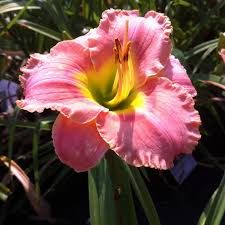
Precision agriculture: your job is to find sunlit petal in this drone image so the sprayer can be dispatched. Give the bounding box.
[96,77,201,169]
[159,55,197,97]
[17,40,107,123]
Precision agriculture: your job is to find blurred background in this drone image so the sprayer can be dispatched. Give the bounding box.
[0,1,225,225]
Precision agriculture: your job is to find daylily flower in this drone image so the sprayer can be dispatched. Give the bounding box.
[220,49,225,64]
[17,9,201,172]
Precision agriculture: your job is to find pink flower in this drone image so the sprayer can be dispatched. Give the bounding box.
[220,49,225,64]
[17,9,201,172]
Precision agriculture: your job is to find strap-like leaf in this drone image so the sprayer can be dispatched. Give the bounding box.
[88,158,117,225]
[198,173,225,225]
[17,20,61,41]
[107,152,138,225]
[123,162,161,225]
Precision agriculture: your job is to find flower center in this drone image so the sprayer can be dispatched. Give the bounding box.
[105,20,135,108]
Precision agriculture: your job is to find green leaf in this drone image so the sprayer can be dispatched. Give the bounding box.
[0,183,11,201]
[62,30,74,40]
[192,46,216,74]
[42,0,71,35]
[0,0,34,35]
[0,38,21,51]
[193,74,225,85]
[198,173,225,225]
[173,0,191,7]
[208,105,225,135]
[32,122,41,202]
[17,20,61,41]
[88,158,117,225]
[107,152,138,225]
[0,119,52,131]
[139,167,150,182]
[8,107,20,162]
[184,39,218,59]
[43,167,71,196]
[0,2,39,14]
[123,163,161,225]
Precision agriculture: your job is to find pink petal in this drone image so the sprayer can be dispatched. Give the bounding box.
[160,55,197,97]
[86,9,172,82]
[16,40,107,123]
[88,9,139,68]
[96,77,201,169]
[220,49,225,64]
[52,114,109,172]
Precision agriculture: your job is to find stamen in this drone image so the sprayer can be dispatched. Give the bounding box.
[115,38,122,62]
[123,41,131,61]
[113,47,120,63]
[106,20,135,108]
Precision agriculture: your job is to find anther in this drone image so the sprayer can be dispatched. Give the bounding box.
[123,41,131,61]
[113,47,120,63]
[115,38,122,62]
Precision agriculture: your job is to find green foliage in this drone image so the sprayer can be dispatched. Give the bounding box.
[198,173,225,225]
[89,152,162,225]
[122,162,161,225]
[88,157,117,225]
